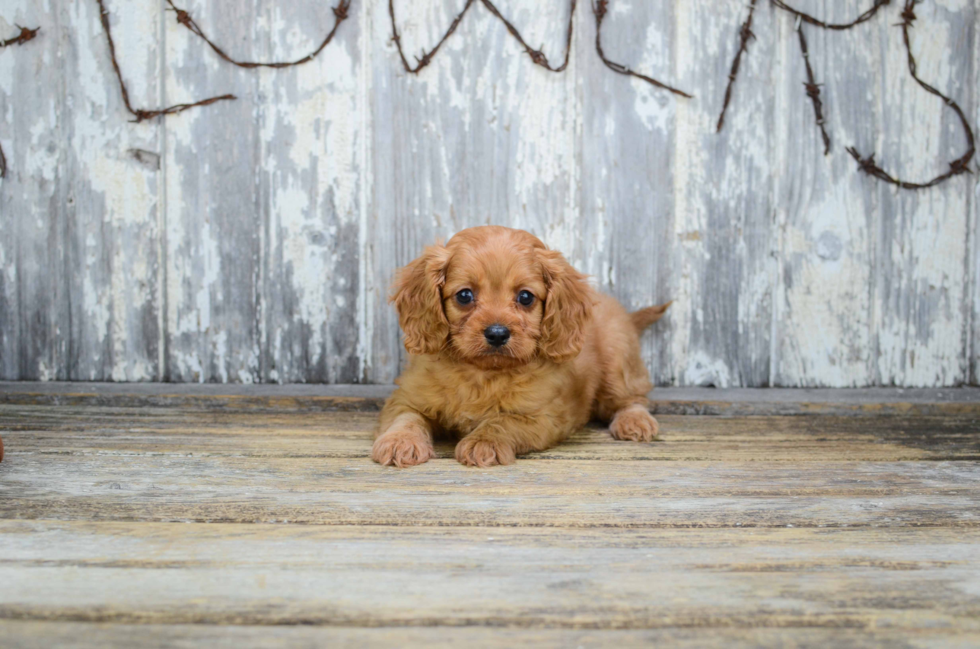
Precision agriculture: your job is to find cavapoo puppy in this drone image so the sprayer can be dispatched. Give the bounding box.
[373,226,670,468]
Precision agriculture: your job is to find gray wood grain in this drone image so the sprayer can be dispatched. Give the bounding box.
[772,1,880,387]
[874,0,975,386]
[162,0,264,383]
[0,0,977,386]
[578,0,678,385]
[0,4,71,381]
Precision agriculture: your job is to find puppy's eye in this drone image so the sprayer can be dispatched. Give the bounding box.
[517,290,535,306]
[455,289,474,305]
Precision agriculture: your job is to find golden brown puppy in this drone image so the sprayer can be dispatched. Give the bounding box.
[373,226,670,468]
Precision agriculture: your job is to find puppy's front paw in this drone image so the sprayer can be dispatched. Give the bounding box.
[372,427,435,468]
[455,434,516,467]
[610,405,660,442]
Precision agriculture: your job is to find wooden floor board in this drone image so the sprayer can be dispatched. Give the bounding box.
[3,622,977,649]
[1,522,979,632]
[0,388,978,644]
[2,407,978,461]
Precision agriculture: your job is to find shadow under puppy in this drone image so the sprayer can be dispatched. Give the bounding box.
[374,226,670,468]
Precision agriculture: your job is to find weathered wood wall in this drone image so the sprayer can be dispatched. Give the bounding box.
[0,0,976,386]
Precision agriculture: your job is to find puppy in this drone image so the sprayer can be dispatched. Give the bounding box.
[373,226,670,468]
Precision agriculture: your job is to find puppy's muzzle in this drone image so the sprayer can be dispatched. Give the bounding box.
[484,324,511,347]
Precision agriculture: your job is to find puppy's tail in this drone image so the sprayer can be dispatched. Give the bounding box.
[630,301,672,332]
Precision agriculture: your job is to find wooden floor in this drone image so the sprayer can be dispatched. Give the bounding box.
[1,384,979,648]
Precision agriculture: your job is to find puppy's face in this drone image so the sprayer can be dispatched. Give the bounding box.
[441,237,548,370]
[391,226,593,368]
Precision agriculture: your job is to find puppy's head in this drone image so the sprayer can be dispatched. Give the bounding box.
[391,226,593,368]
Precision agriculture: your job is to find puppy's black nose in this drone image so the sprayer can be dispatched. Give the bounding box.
[484,324,511,347]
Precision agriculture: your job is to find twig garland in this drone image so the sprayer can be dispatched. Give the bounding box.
[796,20,831,155]
[165,0,351,69]
[389,0,575,74]
[1,24,41,179]
[95,0,235,123]
[716,0,757,132]
[593,0,691,98]
[846,0,975,189]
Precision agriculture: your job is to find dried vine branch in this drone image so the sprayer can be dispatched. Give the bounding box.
[796,23,831,155]
[846,0,975,189]
[389,0,476,73]
[716,0,757,132]
[95,0,235,123]
[480,0,576,72]
[1,24,41,179]
[166,0,351,69]
[389,0,575,74]
[770,0,892,30]
[1,25,39,49]
[593,0,691,98]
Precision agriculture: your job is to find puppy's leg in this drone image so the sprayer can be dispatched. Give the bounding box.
[455,416,566,468]
[595,352,661,443]
[609,403,660,442]
[373,408,436,468]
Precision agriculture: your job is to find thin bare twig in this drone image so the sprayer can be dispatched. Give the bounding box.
[389,0,476,73]
[95,0,235,123]
[0,24,39,49]
[717,0,757,132]
[847,0,975,189]
[166,0,351,69]
[770,0,892,30]
[479,0,576,72]
[593,0,691,98]
[796,22,831,155]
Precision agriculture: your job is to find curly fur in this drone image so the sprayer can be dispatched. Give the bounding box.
[374,226,670,468]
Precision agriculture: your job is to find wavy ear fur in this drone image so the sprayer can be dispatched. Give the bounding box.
[391,244,451,355]
[537,248,594,363]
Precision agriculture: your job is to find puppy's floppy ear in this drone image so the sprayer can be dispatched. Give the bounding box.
[391,244,452,355]
[537,248,594,362]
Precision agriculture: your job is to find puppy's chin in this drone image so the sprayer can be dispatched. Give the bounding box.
[449,340,533,371]
[470,349,528,371]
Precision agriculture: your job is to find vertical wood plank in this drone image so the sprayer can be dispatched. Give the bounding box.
[671,0,776,387]
[0,3,70,381]
[577,0,678,385]
[973,0,980,386]
[771,1,880,387]
[254,1,363,383]
[874,0,975,387]
[366,0,580,382]
[65,0,165,381]
[163,0,263,383]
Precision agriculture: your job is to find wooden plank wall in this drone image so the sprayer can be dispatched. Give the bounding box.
[0,0,976,386]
